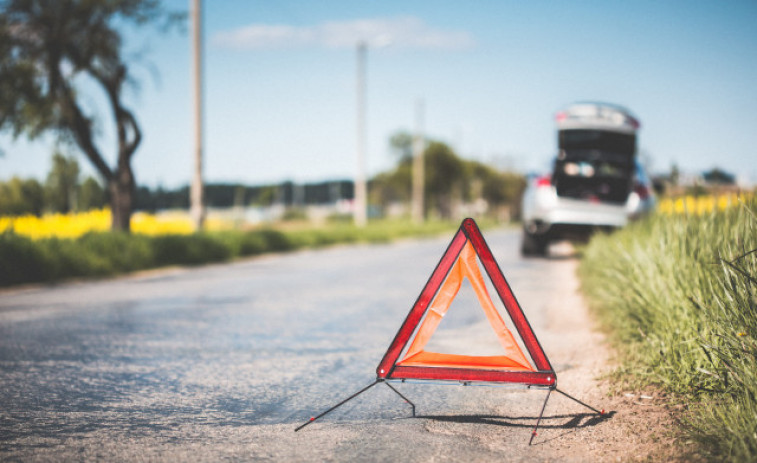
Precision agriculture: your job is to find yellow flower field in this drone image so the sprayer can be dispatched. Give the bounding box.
[0,209,231,240]
[657,192,754,215]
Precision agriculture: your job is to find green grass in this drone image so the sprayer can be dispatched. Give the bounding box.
[579,200,756,462]
[0,218,463,287]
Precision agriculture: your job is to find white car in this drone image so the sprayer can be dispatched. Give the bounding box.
[521,103,654,256]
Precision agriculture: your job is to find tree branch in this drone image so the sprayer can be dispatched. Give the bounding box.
[96,65,141,161]
[122,107,142,158]
[58,78,114,182]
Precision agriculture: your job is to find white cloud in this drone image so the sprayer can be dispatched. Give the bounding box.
[212,16,475,50]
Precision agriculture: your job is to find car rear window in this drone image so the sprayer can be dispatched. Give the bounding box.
[559,129,636,154]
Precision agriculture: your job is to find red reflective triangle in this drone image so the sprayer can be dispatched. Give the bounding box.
[376,218,555,386]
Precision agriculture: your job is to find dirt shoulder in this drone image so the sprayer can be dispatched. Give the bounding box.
[532,254,681,462]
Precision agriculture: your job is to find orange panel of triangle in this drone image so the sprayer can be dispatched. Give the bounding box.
[376,218,555,386]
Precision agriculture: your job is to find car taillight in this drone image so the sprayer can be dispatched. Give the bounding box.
[634,183,650,200]
[536,176,551,187]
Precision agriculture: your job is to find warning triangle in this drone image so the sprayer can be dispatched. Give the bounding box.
[376,218,555,386]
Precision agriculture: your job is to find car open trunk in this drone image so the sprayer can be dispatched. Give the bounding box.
[553,129,636,205]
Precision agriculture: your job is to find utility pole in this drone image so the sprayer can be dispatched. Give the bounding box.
[190,0,205,231]
[412,99,425,224]
[354,41,367,227]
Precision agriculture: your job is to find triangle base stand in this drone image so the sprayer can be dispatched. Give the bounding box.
[293,378,415,433]
[294,378,607,445]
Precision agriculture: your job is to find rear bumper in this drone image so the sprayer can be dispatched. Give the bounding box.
[529,196,628,225]
[523,195,628,241]
[544,223,616,242]
[546,202,628,228]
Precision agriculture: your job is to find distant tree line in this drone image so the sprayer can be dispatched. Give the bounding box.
[0,152,355,216]
[1,134,527,220]
[371,131,526,219]
[0,152,106,216]
[134,180,354,212]
[652,164,742,198]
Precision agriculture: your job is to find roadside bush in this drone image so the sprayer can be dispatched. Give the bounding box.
[288,227,356,248]
[151,234,231,266]
[257,229,294,252]
[77,232,155,273]
[213,230,291,257]
[39,237,108,279]
[214,232,258,257]
[0,232,51,285]
[0,219,460,287]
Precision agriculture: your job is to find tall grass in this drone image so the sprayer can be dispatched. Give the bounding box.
[0,219,460,287]
[580,200,756,461]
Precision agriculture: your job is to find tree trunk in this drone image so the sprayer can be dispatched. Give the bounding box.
[102,68,140,233]
[109,162,135,232]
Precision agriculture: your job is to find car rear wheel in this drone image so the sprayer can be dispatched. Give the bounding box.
[520,229,548,257]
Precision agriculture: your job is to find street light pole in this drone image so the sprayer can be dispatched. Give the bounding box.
[354,41,367,227]
[190,0,205,231]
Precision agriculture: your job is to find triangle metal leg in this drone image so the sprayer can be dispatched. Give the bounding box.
[294,379,380,432]
[529,388,552,445]
[529,387,606,444]
[383,381,416,417]
[555,388,604,415]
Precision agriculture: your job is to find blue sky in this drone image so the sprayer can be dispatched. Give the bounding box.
[1,0,756,187]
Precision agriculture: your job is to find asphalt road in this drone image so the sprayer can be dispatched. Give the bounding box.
[0,228,608,462]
